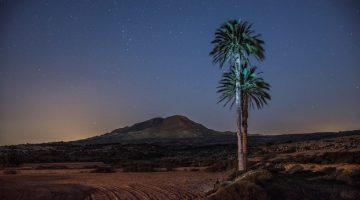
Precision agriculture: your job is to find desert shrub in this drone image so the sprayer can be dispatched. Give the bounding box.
[283,146,297,153]
[265,142,274,146]
[0,150,24,167]
[35,165,69,170]
[226,169,241,181]
[166,166,174,171]
[82,164,99,169]
[206,160,235,172]
[0,155,4,167]
[319,167,337,174]
[159,160,175,171]
[3,169,18,175]
[235,170,273,185]
[207,180,268,200]
[322,168,360,186]
[91,166,116,173]
[261,154,275,161]
[348,168,360,186]
[259,162,284,172]
[282,151,360,164]
[286,164,304,174]
[322,151,360,164]
[309,165,316,169]
[122,163,157,172]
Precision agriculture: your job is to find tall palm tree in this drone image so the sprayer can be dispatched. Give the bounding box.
[217,65,271,170]
[210,19,265,171]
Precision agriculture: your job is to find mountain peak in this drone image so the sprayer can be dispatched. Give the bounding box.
[166,115,190,120]
[160,115,199,130]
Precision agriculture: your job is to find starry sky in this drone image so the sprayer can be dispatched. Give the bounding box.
[0,0,359,145]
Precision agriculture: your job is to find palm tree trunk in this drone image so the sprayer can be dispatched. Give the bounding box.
[236,103,244,171]
[235,57,244,172]
[241,95,249,171]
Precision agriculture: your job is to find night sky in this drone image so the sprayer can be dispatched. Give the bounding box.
[1,0,359,145]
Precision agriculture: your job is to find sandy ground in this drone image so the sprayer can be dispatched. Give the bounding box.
[0,166,225,200]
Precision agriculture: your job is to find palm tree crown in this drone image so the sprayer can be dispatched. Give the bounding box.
[217,65,271,109]
[209,19,265,68]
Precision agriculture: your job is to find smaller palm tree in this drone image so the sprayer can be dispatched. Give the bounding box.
[217,65,271,170]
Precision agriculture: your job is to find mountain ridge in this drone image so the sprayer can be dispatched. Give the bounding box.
[74,115,229,144]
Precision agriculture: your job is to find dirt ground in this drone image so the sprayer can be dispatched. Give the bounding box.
[0,164,225,200]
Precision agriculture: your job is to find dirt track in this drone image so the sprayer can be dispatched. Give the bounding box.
[0,170,225,200]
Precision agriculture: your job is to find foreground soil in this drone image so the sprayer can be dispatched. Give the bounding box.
[1,131,359,199]
[0,168,225,200]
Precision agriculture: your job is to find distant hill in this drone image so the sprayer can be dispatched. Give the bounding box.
[73,115,230,144]
[72,115,360,145]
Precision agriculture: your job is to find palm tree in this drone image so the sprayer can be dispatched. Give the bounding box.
[210,19,265,171]
[217,65,271,170]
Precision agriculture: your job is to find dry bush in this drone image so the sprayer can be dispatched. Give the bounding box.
[35,165,69,170]
[189,168,199,171]
[3,169,18,175]
[235,170,273,184]
[82,165,99,169]
[91,166,116,173]
[226,169,239,181]
[280,151,360,165]
[165,166,174,171]
[208,170,272,200]
[207,180,268,200]
[122,163,157,172]
[0,150,24,167]
[322,168,360,186]
[285,164,304,174]
[206,160,235,172]
[319,166,337,174]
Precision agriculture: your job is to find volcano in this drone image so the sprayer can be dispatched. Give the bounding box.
[74,115,228,144]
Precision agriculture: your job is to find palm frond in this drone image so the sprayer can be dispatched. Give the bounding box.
[210,19,265,68]
[217,65,271,110]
